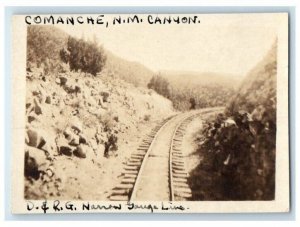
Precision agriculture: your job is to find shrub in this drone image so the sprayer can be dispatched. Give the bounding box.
[62,36,107,76]
[148,75,171,99]
[192,108,275,200]
[144,114,151,121]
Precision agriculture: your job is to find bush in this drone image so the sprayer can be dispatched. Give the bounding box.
[61,36,106,76]
[148,75,171,99]
[191,107,275,200]
[144,114,151,121]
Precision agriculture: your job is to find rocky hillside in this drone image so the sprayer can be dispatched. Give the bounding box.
[189,41,277,201]
[24,26,174,199]
[25,68,174,199]
[227,40,277,117]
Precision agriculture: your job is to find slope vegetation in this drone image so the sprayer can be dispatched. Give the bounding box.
[189,41,277,201]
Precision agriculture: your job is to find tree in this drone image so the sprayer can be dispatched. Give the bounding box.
[62,36,106,76]
[148,75,171,99]
[190,97,196,109]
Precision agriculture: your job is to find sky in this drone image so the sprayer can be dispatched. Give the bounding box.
[57,13,282,77]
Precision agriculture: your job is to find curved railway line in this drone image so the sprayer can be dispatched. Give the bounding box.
[109,108,222,201]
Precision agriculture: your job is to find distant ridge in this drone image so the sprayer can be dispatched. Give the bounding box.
[160,70,242,89]
[104,50,155,87]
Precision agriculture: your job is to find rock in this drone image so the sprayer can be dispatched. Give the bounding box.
[24,151,40,180]
[45,96,51,104]
[255,189,264,197]
[26,129,47,150]
[100,92,109,102]
[25,147,48,180]
[59,76,68,86]
[73,145,86,158]
[28,115,36,123]
[69,134,80,146]
[63,128,73,139]
[34,99,42,115]
[74,85,81,94]
[46,166,54,178]
[79,134,87,144]
[26,129,38,147]
[55,78,61,85]
[37,136,46,150]
[32,91,40,96]
[60,146,73,156]
[26,103,32,110]
[71,120,83,133]
[257,169,263,176]
[56,135,73,156]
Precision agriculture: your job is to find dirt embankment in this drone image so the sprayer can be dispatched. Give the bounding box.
[24,69,174,200]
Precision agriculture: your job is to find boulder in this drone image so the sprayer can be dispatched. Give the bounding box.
[69,134,80,146]
[26,129,38,147]
[26,103,32,110]
[73,144,86,158]
[63,127,72,138]
[24,151,40,180]
[71,120,83,133]
[59,146,73,156]
[56,135,73,156]
[55,78,61,85]
[74,85,81,94]
[59,76,68,86]
[32,90,40,96]
[34,99,42,115]
[27,115,36,123]
[24,147,48,180]
[45,96,51,104]
[79,134,87,144]
[26,129,47,150]
[100,91,109,102]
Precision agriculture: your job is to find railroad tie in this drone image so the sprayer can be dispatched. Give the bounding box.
[174,187,192,194]
[109,195,129,201]
[172,151,183,155]
[173,181,189,188]
[172,154,184,158]
[172,157,184,162]
[131,153,145,157]
[172,160,185,165]
[122,170,138,175]
[173,178,188,183]
[129,156,144,162]
[172,165,185,171]
[137,148,148,151]
[110,189,129,196]
[172,147,181,151]
[173,169,187,175]
[123,173,137,179]
[124,165,139,171]
[115,183,134,190]
[126,162,141,167]
[121,178,136,184]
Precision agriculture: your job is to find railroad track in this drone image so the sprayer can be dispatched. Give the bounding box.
[109,109,220,201]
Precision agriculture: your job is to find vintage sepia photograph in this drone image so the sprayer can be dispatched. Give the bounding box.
[11,13,289,213]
